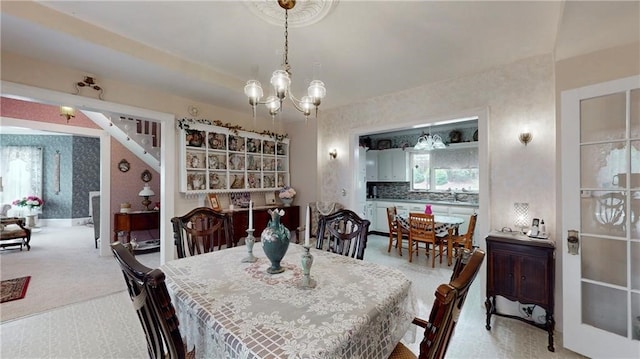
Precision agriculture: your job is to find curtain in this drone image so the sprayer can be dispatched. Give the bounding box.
[0,146,43,204]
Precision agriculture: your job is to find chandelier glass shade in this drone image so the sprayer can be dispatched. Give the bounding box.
[244,0,326,120]
[414,133,446,151]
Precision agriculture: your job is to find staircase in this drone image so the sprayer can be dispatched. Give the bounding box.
[81,110,162,172]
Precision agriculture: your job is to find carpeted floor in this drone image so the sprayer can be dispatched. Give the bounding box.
[0,276,31,303]
[0,226,159,322]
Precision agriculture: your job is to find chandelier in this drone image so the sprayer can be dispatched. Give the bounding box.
[414,131,446,151]
[244,0,326,120]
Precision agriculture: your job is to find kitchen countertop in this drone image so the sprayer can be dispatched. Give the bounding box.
[366,198,478,207]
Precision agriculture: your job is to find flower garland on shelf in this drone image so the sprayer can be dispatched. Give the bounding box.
[178,118,288,141]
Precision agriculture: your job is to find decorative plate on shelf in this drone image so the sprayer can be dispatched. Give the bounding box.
[377,139,391,150]
[449,130,462,143]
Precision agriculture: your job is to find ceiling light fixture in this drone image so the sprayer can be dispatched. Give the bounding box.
[244,0,326,121]
[74,76,104,100]
[414,129,446,151]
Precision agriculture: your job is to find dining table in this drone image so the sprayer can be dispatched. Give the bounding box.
[396,214,465,265]
[161,243,416,359]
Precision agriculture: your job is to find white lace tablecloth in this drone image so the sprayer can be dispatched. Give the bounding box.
[162,244,416,359]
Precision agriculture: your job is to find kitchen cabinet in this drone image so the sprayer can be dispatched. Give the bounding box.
[485,233,556,352]
[375,201,393,232]
[364,203,376,231]
[377,149,408,182]
[365,150,378,181]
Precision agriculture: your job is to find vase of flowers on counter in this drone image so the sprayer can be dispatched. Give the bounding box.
[279,186,296,207]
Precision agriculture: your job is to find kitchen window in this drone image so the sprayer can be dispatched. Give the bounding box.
[410,145,478,192]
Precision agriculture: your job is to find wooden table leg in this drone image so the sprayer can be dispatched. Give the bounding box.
[447,228,454,266]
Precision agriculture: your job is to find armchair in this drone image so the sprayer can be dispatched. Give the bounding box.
[1,217,31,251]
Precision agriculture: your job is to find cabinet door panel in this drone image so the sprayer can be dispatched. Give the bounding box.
[518,255,549,305]
[375,206,389,232]
[490,249,517,298]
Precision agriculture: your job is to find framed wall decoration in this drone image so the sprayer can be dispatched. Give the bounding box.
[118,159,130,172]
[141,169,152,182]
[264,191,276,205]
[208,193,221,210]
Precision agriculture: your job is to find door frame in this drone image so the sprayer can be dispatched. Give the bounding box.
[1,81,176,263]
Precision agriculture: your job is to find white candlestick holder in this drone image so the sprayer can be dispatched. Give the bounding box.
[299,245,316,289]
[241,229,258,263]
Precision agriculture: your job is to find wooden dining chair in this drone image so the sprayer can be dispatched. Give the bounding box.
[316,209,370,260]
[387,206,411,256]
[389,248,485,359]
[408,213,442,267]
[446,213,477,266]
[171,207,234,258]
[111,242,194,359]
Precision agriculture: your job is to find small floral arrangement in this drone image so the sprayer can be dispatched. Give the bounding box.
[278,186,296,199]
[13,195,44,208]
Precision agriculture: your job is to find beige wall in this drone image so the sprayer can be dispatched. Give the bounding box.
[319,54,556,237]
[0,51,293,218]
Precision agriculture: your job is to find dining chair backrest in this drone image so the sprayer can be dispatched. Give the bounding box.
[111,242,189,359]
[408,213,436,240]
[309,201,345,239]
[316,209,370,260]
[408,213,440,266]
[389,248,485,359]
[452,213,477,249]
[421,248,485,358]
[171,207,234,258]
[386,206,399,234]
[387,206,410,254]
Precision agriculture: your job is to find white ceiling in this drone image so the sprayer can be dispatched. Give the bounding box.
[1,1,638,122]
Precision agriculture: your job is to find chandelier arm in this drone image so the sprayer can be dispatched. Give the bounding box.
[286,92,310,114]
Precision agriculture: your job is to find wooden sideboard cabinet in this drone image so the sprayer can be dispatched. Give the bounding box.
[228,205,300,243]
[113,211,160,243]
[485,233,556,352]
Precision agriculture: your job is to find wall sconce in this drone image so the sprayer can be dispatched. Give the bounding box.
[329,149,337,159]
[519,132,532,146]
[138,183,155,211]
[59,106,75,123]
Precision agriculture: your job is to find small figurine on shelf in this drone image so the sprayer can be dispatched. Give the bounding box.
[425,204,432,215]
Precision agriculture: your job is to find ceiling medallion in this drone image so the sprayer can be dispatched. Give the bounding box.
[245,0,339,28]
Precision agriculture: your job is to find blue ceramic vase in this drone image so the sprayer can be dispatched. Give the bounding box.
[261,209,291,274]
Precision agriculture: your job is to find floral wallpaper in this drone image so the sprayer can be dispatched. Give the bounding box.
[0,134,99,219]
[317,54,556,235]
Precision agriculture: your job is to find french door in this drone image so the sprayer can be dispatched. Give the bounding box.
[561,75,640,358]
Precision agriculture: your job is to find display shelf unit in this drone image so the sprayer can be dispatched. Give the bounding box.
[180,124,289,193]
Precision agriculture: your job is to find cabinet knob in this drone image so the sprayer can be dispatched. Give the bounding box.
[521,275,526,281]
